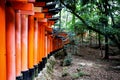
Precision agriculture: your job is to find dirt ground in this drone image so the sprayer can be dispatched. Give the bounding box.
[51,46,120,80]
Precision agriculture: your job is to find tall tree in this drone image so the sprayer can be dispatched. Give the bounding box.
[59,0,120,48]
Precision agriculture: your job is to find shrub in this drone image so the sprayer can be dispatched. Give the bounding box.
[63,53,72,66]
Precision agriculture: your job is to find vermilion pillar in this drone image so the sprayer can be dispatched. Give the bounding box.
[42,25,46,58]
[38,23,42,60]
[34,18,38,66]
[48,35,51,58]
[40,26,44,60]
[45,34,48,57]
[15,10,21,78]
[0,0,6,80]
[53,39,55,51]
[50,36,53,52]
[28,15,34,69]
[42,25,47,68]
[28,15,35,80]
[6,4,16,80]
[41,24,45,59]
[47,34,50,55]
[38,22,46,69]
[38,22,43,71]
[38,24,42,62]
[21,15,28,72]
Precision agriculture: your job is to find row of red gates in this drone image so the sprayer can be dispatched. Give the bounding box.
[0,0,70,80]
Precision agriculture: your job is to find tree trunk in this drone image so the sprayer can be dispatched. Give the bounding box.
[81,34,84,46]
[98,33,101,48]
[96,32,98,45]
[104,36,109,59]
[89,30,92,46]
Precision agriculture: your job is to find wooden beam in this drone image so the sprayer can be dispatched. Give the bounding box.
[48,21,55,25]
[28,0,35,2]
[45,13,52,18]
[36,0,54,2]
[7,0,35,2]
[38,18,47,23]
[34,12,45,18]
[20,10,34,15]
[42,8,48,13]
[6,0,28,2]
[34,2,46,7]
[11,2,34,11]
[34,7,42,12]
[45,26,53,33]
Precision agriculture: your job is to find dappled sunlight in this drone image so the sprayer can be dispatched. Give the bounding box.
[78,62,94,67]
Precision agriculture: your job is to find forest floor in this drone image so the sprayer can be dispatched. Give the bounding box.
[51,45,120,80]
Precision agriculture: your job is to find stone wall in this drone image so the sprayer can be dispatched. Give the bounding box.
[35,56,56,80]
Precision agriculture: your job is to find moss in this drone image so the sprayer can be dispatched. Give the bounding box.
[71,71,90,79]
[71,73,80,79]
[63,53,72,66]
[62,67,69,77]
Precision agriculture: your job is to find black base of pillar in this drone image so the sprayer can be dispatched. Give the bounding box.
[16,75,23,80]
[48,54,50,58]
[38,62,40,73]
[42,59,45,69]
[53,52,56,55]
[34,65,38,77]
[38,61,43,73]
[29,68,35,80]
[45,57,47,64]
[48,52,53,58]
[42,57,47,68]
[22,70,29,80]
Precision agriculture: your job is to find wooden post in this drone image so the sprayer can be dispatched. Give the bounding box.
[38,22,44,71]
[28,15,34,80]
[21,14,28,71]
[45,34,48,57]
[38,23,42,62]
[41,24,45,59]
[33,18,39,75]
[15,10,22,78]
[34,18,38,66]
[6,4,16,80]
[47,35,51,55]
[43,24,46,68]
[50,36,53,52]
[21,14,29,80]
[38,22,46,69]
[38,23,42,72]
[28,15,34,69]
[0,0,6,80]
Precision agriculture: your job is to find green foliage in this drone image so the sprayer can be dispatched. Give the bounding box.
[58,0,120,49]
[71,71,89,79]
[78,71,88,77]
[71,73,79,79]
[62,67,69,77]
[63,53,72,66]
[74,21,87,35]
[54,49,67,59]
